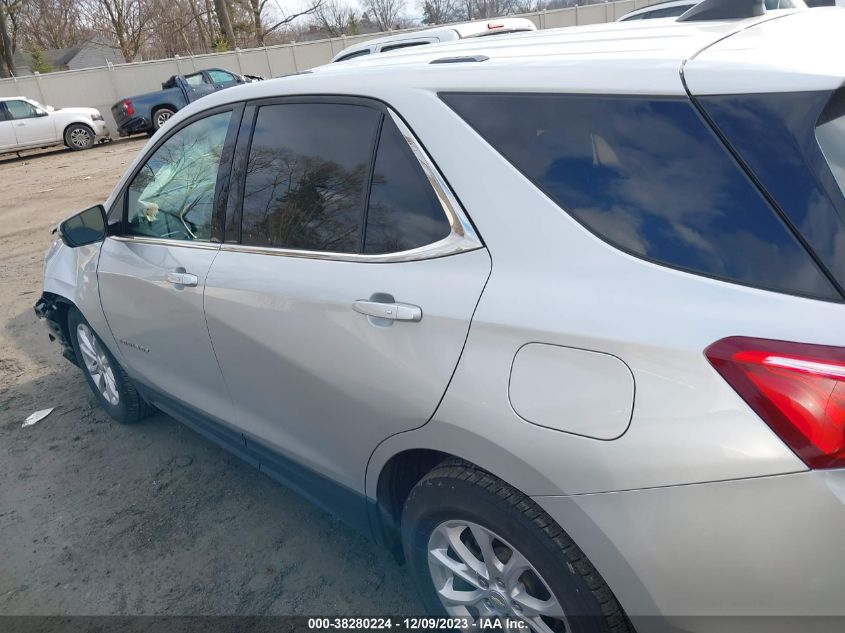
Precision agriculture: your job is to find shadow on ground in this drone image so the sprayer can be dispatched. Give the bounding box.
[1,355,422,615]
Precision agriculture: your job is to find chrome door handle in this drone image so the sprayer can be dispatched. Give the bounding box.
[353,300,422,322]
[166,271,198,287]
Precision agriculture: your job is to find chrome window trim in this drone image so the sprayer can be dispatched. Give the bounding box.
[113,103,482,263]
[224,106,482,263]
[386,109,481,249]
[109,235,221,251]
[219,230,476,263]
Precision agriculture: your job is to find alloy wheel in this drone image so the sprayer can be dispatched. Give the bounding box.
[155,110,173,128]
[69,127,92,149]
[76,323,119,406]
[427,520,569,633]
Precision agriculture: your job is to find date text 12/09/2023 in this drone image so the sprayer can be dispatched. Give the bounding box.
[307,618,529,630]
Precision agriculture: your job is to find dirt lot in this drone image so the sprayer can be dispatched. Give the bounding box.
[0,141,421,616]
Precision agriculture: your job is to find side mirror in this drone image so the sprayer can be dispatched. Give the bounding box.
[58,205,107,248]
[35,108,49,117]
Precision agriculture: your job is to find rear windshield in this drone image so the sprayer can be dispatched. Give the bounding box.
[441,92,838,301]
[699,90,845,297]
[817,91,845,202]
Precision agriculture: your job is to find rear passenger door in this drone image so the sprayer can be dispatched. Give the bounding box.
[203,98,490,492]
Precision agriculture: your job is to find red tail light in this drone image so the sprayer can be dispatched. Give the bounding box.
[123,99,134,116]
[487,22,504,30]
[706,337,845,469]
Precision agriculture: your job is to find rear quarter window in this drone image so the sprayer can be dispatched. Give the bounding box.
[441,92,838,301]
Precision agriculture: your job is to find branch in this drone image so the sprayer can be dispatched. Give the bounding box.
[264,2,321,35]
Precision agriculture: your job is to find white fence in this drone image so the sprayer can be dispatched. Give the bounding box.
[0,0,661,135]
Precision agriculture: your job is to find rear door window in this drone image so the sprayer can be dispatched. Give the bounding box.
[240,103,380,253]
[441,92,838,300]
[238,101,456,256]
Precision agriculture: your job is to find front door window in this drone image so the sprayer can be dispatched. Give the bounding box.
[125,111,231,241]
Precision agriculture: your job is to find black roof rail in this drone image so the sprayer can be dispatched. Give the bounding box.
[677,0,765,21]
[430,55,490,64]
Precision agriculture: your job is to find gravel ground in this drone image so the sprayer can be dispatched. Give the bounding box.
[0,141,421,616]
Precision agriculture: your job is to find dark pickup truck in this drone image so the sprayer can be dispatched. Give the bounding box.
[111,68,258,136]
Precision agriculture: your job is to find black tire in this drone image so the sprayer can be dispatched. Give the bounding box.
[67,307,153,424]
[402,460,632,633]
[151,107,176,131]
[64,123,95,151]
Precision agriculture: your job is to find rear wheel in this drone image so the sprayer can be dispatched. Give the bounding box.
[64,124,94,151]
[152,107,175,131]
[67,307,153,423]
[402,461,632,633]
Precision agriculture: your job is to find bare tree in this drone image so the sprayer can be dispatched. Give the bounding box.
[363,0,406,31]
[511,0,543,12]
[0,0,16,75]
[212,0,236,49]
[16,0,90,50]
[420,0,458,24]
[143,0,208,56]
[312,0,356,37]
[237,0,320,46]
[84,0,147,61]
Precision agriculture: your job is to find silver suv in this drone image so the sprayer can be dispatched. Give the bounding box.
[36,2,845,631]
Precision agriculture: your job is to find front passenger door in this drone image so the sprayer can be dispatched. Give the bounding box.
[206,69,240,90]
[97,108,238,424]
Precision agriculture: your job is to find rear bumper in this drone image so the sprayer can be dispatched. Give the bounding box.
[535,469,845,632]
[115,116,150,136]
[34,294,77,366]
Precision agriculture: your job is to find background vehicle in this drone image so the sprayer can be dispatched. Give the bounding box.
[0,97,109,155]
[37,2,845,632]
[330,18,536,62]
[111,68,257,136]
[618,0,805,20]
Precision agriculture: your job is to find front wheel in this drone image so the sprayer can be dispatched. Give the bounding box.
[402,461,632,633]
[67,307,153,423]
[64,124,94,151]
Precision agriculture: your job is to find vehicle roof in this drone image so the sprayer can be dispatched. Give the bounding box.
[171,8,845,119]
[618,0,697,20]
[331,18,537,62]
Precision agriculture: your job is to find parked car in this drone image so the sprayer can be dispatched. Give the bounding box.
[330,17,536,62]
[36,1,845,631]
[111,68,258,136]
[618,0,805,20]
[0,96,109,155]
